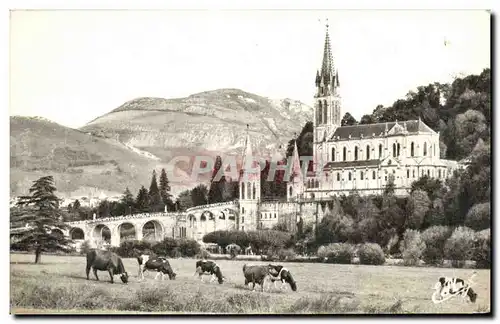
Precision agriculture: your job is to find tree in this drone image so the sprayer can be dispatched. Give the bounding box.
[208,156,224,204]
[159,168,174,211]
[10,176,72,263]
[176,190,193,211]
[121,187,135,215]
[72,199,81,213]
[191,184,208,207]
[406,190,431,230]
[359,114,375,125]
[384,174,396,196]
[341,112,358,126]
[135,186,150,212]
[148,170,163,212]
[97,200,111,218]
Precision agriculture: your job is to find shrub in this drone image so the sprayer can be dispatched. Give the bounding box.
[276,248,297,261]
[152,237,180,257]
[358,243,385,265]
[421,226,452,265]
[115,240,152,258]
[399,229,426,266]
[471,228,491,269]
[465,203,490,231]
[444,226,476,268]
[317,243,354,264]
[178,239,201,257]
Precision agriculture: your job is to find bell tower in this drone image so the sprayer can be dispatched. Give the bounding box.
[313,21,341,161]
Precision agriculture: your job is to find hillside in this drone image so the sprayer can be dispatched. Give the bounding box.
[9,116,192,199]
[10,89,313,199]
[80,89,313,159]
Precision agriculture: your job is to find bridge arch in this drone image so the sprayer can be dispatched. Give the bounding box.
[118,222,136,243]
[142,220,164,242]
[70,227,85,240]
[202,210,215,221]
[188,214,197,228]
[92,224,111,244]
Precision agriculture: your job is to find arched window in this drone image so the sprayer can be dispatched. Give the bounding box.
[438,169,442,178]
[247,182,251,199]
[241,182,245,199]
[397,143,401,156]
[318,101,323,124]
[315,180,319,188]
[379,144,383,158]
[343,147,347,161]
[411,142,415,157]
[407,169,410,178]
[393,143,396,157]
[366,145,370,160]
[337,173,340,181]
[372,171,376,179]
[323,100,328,124]
[413,169,415,178]
[424,142,428,156]
[289,186,293,197]
[252,183,256,199]
[354,147,359,161]
[348,172,352,181]
[331,147,335,161]
[427,169,430,177]
[360,171,364,180]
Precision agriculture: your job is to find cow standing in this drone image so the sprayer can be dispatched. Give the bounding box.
[268,264,297,291]
[86,249,129,284]
[137,254,176,281]
[194,260,225,284]
[242,264,273,292]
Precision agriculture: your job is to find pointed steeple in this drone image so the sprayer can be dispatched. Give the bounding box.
[291,134,303,183]
[320,20,334,86]
[242,124,253,171]
[315,70,321,87]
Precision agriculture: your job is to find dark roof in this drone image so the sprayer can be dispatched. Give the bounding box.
[330,119,435,141]
[323,160,381,170]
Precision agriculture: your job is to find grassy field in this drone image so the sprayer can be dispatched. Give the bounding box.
[10,253,490,315]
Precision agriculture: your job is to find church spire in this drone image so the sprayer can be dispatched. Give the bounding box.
[320,20,334,86]
[242,124,253,171]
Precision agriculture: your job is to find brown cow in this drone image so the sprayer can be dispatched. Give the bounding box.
[86,249,129,284]
[242,264,273,292]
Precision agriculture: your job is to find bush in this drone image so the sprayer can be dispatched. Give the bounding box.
[465,203,490,231]
[152,237,180,257]
[421,226,452,265]
[399,229,426,266]
[276,248,297,261]
[178,239,201,257]
[317,243,354,264]
[444,226,476,268]
[471,228,491,269]
[115,240,153,258]
[358,243,385,265]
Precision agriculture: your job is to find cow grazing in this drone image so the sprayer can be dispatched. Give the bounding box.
[194,260,225,284]
[86,249,129,284]
[268,264,297,291]
[242,264,273,292]
[435,276,477,303]
[137,254,177,281]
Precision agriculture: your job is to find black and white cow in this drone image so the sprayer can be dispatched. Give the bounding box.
[434,276,477,303]
[194,260,225,284]
[137,254,176,281]
[268,264,297,291]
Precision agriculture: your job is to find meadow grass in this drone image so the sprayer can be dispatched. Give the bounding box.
[10,253,490,315]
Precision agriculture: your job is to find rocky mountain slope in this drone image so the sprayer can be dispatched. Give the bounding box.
[10,89,313,200]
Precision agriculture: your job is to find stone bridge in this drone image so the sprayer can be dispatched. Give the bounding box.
[62,200,240,248]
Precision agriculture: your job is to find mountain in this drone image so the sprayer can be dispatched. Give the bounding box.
[80,89,313,160]
[10,89,313,199]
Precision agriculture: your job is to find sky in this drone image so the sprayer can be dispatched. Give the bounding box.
[9,9,491,129]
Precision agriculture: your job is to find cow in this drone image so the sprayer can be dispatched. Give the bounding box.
[242,264,273,292]
[268,264,297,291]
[137,254,176,281]
[86,249,129,284]
[434,276,477,303]
[194,260,225,284]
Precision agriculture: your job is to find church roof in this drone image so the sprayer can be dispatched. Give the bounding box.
[323,160,381,170]
[330,119,435,141]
